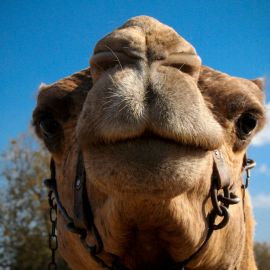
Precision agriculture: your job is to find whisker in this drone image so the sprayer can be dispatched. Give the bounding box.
[105,45,123,70]
[178,63,185,71]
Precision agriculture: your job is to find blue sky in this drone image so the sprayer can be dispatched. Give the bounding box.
[1,1,269,241]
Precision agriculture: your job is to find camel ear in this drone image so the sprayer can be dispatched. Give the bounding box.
[251,78,264,91]
[38,82,49,91]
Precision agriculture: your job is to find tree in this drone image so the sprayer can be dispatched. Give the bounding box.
[0,131,68,269]
[254,242,270,270]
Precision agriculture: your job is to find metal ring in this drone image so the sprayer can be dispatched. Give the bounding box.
[210,181,223,216]
[50,207,57,222]
[49,235,58,250]
[211,205,230,230]
[244,159,256,171]
[218,193,240,205]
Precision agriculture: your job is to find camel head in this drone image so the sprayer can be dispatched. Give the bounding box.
[33,16,266,270]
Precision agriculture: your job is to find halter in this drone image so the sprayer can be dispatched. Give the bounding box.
[44,149,255,270]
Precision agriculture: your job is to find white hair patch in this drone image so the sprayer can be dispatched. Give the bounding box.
[38,82,48,90]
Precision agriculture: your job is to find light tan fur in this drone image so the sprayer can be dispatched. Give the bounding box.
[33,16,266,270]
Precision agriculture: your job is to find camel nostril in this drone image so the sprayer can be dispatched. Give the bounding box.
[162,53,201,80]
[90,51,140,81]
[167,63,197,76]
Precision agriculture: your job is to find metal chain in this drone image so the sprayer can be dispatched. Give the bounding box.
[210,180,240,231]
[48,190,58,270]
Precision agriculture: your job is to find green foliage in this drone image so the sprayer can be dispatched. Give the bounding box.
[255,242,270,270]
[0,132,69,269]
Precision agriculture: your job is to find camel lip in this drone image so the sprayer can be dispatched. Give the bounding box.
[89,130,207,152]
[134,131,183,145]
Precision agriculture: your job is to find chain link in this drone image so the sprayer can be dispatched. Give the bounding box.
[48,190,58,270]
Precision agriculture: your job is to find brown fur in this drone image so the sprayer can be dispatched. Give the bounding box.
[33,16,266,270]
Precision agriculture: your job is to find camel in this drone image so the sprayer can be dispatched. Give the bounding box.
[33,16,266,270]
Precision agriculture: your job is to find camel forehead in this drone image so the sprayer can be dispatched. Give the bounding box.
[199,66,265,113]
[200,66,264,99]
[94,16,199,62]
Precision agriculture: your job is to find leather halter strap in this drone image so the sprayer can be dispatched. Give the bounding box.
[45,149,253,270]
[73,152,89,229]
[69,152,104,256]
[212,150,230,189]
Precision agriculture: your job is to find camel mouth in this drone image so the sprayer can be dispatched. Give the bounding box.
[129,132,181,147]
[89,129,207,152]
[84,131,211,198]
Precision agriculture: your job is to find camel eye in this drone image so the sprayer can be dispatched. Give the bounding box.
[236,113,257,139]
[39,118,60,138]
